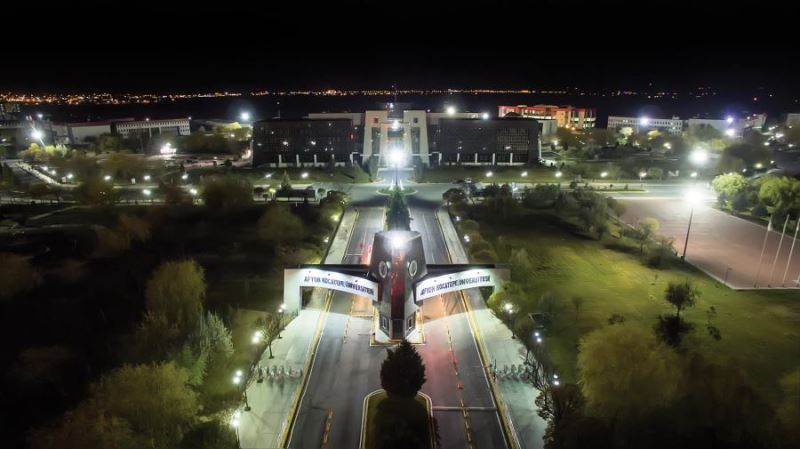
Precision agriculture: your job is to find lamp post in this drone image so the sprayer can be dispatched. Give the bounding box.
[503,303,516,339]
[232,370,250,411]
[390,149,403,188]
[681,188,702,260]
[230,410,241,447]
[278,303,285,339]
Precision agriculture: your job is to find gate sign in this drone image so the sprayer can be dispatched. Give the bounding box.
[415,269,499,301]
[298,268,378,302]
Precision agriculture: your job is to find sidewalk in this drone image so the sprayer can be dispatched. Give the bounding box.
[437,208,546,449]
[237,209,356,448]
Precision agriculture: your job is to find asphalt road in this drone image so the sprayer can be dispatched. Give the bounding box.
[289,172,505,448]
[621,198,800,288]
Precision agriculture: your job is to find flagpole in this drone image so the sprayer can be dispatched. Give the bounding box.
[781,217,800,287]
[754,215,773,287]
[768,215,791,287]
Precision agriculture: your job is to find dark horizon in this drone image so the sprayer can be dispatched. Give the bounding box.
[4,1,800,95]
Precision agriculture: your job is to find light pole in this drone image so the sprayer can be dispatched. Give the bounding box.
[232,369,251,411]
[278,303,285,339]
[230,410,241,447]
[681,188,702,260]
[390,149,403,188]
[503,303,516,339]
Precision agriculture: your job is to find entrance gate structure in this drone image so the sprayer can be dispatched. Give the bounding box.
[284,229,509,340]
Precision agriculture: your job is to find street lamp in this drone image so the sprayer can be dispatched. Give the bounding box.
[481,112,490,120]
[240,111,251,122]
[231,410,241,447]
[486,171,493,178]
[600,171,608,178]
[104,175,112,182]
[446,106,456,116]
[31,129,44,141]
[503,303,516,339]
[301,172,309,179]
[555,171,563,178]
[521,171,528,177]
[277,303,285,339]
[681,188,703,260]
[689,148,709,166]
[232,370,250,411]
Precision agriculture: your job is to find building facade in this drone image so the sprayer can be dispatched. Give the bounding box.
[113,118,190,139]
[607,116,684,135]
[252,106,541,168]
[498,104,596,129]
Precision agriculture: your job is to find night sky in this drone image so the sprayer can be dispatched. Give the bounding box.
[4,0,799,93]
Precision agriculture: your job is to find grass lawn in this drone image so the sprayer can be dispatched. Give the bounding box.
[417,166,560,184]
[364,390,432,449]
[192,166,372,185]
[477,211,800,403]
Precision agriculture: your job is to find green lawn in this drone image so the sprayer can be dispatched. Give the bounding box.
[477,211,800,403]
[192,166,372,185]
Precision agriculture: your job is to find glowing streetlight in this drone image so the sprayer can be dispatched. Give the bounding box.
[143,175,151,181]
[104,175,112,181]
[463,235,471,243]
[726,116,734,124]
[232,370,250,411]
[265,173,272,178]
[503,303,515,338]
[181,173,188,180]
[481,112,490,120]
[754,163,763,169]
[600,171,608,178]
[521,171,528,177]
[36,113,43,119]
[189,188,198,195]
[31,129,44,140]
[142,189,151,196]
[555,171,563,178]
[486,171,493,178]
[391,234,405,250]
[391,120,400,131]
[639,116,650,126]
[301,172,309,179]
[240,111,251,122]
[689,148,708,166]
[446,106,456,115]
[552,139,559,147]
[66,173,74,180]
[663,142,672,150]
[690,172,698,178]
[252,330,263,344]
[725,128,735,137]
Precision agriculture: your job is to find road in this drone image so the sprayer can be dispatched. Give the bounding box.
[288,170,505,448]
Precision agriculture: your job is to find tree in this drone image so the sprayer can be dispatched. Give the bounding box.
[144,260,206,332]
[555,127,581,151]
[201,175,253,213]
[278,171,293,196]
[102,152,147,179]
[664,281,698,319]
[156,182,189,205]
[577,323,682,419]
[758,176,800,214]
[380,339,426,398]
[117,214,151,245]
[89,363,198,448]
[258,205,306,245]
[74,177,118,205]
[711,173,747,200]
[635,217,660,253]
[655,281,699,347]
[256,312,287,359]
[386,187,411,230]
[646,166,663,180]
[0,252,41,301]
[30,403,143,449]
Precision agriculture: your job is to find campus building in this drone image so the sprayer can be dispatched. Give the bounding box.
[252,105,542,168]
[497,104,596,129]
[113,118,191,139]
[607,115,684,135]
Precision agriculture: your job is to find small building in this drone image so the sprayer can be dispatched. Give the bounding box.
[67,121,113,142]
